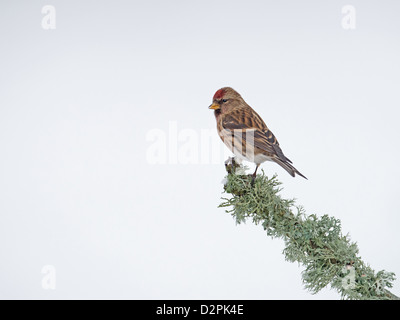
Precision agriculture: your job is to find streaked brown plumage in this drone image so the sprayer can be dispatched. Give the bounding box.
[209,87,307,179]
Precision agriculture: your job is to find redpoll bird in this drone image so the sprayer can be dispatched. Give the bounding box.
[209,87,307,179]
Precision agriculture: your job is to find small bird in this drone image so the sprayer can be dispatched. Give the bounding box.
[209,87,307,180]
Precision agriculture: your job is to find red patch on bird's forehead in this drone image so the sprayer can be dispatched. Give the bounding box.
[213,89,225,100]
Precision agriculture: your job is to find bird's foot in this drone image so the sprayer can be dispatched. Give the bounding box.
[224,157,241,174]
[250,173,257,186]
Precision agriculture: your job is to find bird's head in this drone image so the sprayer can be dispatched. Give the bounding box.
[208,87,243,115]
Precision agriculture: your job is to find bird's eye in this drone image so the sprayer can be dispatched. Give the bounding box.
[222,99,228,103]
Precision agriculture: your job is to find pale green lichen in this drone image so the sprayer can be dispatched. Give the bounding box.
[219,160,398,300]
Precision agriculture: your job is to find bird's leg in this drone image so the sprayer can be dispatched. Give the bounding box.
[251,164,259,185]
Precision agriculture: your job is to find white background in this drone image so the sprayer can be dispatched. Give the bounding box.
[0,0,399,299]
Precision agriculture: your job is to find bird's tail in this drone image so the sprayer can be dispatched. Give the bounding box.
[274,159,307,179]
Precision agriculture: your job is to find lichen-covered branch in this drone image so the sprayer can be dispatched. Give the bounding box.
[219,158,399,300]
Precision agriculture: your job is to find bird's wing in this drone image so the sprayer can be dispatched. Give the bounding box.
[221,108,292,163]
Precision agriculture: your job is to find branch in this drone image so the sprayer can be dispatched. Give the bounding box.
[219,157,399,300]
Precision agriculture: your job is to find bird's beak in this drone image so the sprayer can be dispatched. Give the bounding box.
[208,103,220,110]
